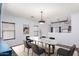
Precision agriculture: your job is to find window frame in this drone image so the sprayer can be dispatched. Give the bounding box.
[2,21,15,41]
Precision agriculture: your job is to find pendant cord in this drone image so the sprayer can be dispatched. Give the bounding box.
[41,11,43,21]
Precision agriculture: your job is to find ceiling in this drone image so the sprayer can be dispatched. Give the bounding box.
[2,3,79,22]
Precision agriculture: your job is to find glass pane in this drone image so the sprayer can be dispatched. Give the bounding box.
[3,23,14,30]
[55,27,59,33]
[3,31,14,39]
[34,31,39,36]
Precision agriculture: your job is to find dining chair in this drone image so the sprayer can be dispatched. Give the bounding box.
[57,44,76,56]
[31,44,45,56]
[24,40,32,55]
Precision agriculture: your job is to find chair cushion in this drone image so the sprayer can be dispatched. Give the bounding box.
[57,48,70,56]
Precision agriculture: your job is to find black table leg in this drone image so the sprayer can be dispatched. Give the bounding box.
[48,44,50,56]
[52,45,55,54]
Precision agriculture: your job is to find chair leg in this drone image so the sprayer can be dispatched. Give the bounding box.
[24,46,25,52]
[28,49,29,56]
[32,50,33,56]
[45,53,46,56]
[57,53,59,56]
[42,42,43,48]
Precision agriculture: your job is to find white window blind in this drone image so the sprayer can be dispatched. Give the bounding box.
[2,22,15,40]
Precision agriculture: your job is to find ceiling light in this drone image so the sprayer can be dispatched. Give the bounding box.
[38,11,45,24]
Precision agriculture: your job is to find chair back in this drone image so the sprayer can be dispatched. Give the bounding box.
[69,45,76,56]
[26,36,30,40]
[24,40,31,48]
[32,44,39,53]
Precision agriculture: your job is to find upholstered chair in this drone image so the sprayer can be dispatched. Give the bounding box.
[57,45,76,56]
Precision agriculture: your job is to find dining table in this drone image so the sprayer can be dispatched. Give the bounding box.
[30,36,57,56]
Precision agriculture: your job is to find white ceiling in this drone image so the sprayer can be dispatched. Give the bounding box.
[2,3,79,22]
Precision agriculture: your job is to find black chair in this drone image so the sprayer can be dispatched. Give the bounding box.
[57,45,76,56]
[41,36,46,38]
[49,37,55,40]
[26,36,30,40]
[24,40,32,55]
[32,44,45,56]
[26,36,33,42]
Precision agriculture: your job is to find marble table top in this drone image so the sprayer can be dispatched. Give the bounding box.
[30,37,57,45]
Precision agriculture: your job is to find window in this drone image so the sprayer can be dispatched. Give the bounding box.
[2,22,15,40]
[33,25,39,36]
[51,27,53,32]
[59,26,61,33]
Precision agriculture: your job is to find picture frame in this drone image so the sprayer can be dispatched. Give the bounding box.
[23,24,29,34]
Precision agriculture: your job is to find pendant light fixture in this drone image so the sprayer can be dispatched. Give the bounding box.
[38,11,45,24]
